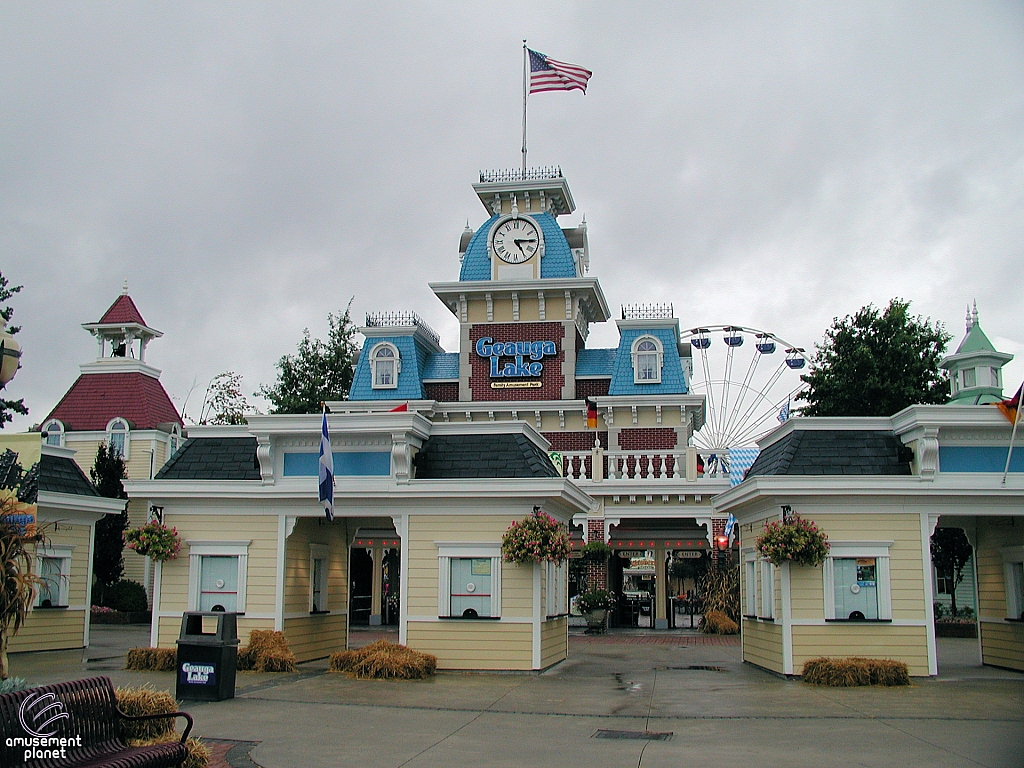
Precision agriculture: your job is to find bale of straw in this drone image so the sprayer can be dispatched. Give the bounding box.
[700,610,739,635]
[125,647,177,672]
[329,640,437,680]
[801,657,910,686]
[236,645,254,671]
[114,686,177,740]
[240,630,297,673]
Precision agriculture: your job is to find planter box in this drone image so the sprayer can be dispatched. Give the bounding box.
[90,610,152,625]
[935,622,977,638]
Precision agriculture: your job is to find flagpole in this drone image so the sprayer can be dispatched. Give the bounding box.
[1002,408,1021,485]
[521,40,528,174]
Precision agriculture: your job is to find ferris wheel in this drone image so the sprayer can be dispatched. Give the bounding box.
[681,325,811,451]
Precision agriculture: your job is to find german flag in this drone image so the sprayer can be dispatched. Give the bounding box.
[585,397,598,429]
[995,384,1022,424]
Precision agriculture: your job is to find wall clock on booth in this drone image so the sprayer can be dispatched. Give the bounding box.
[490,216,542,264]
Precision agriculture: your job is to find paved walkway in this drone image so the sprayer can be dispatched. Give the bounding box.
[6,626,1023,767]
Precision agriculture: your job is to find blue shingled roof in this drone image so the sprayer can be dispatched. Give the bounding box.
[459,213,578,281]
[422,352,460,380]
[576,348,616,377]
[608,328,689,395]
[349,335,434,400]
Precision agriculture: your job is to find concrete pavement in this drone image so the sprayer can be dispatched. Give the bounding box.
[6,626,1023,767]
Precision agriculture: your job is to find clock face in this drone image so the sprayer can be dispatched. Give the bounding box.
[491,217,540,264]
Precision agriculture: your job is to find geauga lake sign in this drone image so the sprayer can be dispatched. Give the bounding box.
[475,338,557,378]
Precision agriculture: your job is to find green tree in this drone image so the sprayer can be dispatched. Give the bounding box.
[931,527,973,618]
[199,371,256,425]
[797,299,952,417]
[0,271,27,429]
[90,443,128,605]
[258,303,359,414]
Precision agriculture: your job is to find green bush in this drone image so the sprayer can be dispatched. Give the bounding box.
[0,677,31,694]
[102,579,148,612]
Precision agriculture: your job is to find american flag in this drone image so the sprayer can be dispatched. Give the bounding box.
[528,49,592,94]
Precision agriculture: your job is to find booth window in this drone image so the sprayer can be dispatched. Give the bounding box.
[107,418,129,459]
[1002,546,1024,620]
[759,559,775,620]
[36,548,72,608]
[823,543,892,621]
[187,541,249,613]
[310,543,329,613]
[631,336,663,384]
[436,543,501,619]
[42,420,64,447]
[371,343,401,389]
[546,561,567,618]
[743,551,757,617]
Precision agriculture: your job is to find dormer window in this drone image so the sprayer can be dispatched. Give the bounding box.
[42,420,64,447]
[169,424,182,458]
[631,336,663,384]
[107,418,129,459]
[371,343,401,389]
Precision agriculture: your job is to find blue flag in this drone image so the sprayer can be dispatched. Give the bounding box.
[318,409,334,521]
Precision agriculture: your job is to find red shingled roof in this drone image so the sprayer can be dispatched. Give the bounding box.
[98,294,147,326]
[46,372,182,431]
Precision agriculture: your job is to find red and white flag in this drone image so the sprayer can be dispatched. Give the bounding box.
[528,49,592,94]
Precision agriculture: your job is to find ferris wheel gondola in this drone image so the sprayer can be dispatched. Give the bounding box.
[681,325,811,451]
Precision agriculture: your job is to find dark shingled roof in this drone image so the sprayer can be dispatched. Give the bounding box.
[156,437,261,480]
[38,454,101,498]
[414,433,560,479]
[745,430,913,477]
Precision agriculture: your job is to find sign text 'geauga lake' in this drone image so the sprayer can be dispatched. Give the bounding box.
[475,338,557,378]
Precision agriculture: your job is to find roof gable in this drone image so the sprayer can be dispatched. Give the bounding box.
[99,294,147,326]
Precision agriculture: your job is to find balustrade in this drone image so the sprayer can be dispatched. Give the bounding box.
[559,449,729,482]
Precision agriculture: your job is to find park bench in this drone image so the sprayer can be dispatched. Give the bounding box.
[0,675,193,768]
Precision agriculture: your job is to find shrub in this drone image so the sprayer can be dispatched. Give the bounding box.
[125,647,177,672]
[102,579,148,612]
[329,640,437,680]
[237,630,296,673]
[115,686,210,768]
[0,677,31,694]
[575,589,616,613]
[801,657,910,687]
[699,610,738,635]
[501,509,571,564]
[756,515,829,567]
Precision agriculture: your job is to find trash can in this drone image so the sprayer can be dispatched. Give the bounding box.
[175,611,239,701]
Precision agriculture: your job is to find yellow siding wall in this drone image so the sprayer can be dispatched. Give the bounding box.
[154,513,280,648]
[976,516,1024,671]
[282,517,349,661]
[541,617,567,669]
[10,522,93,653]
[742,619,783,674]
[406,622,533,670]
[792,625,930,676]
[405,513,537,669]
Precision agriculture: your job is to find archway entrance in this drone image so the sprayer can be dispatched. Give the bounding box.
[349,527,401,627]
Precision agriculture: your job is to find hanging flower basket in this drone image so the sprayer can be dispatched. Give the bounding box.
[501,509,571,565]
[125,521,182,562]
[755,515,829,567]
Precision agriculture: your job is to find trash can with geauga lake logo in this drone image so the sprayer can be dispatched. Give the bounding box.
[175,612,239,701]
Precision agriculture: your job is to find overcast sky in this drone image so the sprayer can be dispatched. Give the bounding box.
[2,1,1022,431]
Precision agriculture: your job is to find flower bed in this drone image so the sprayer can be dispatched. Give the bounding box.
[91,605,151,624]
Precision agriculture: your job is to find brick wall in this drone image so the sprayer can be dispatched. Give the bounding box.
[543,431,609,451]
[585,518,607,591]
[617,427,678,450]
[575,379,610,399]
[423,382,459,402]
[468,322,565,401]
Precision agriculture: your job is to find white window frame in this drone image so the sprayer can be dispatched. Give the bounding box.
[35,545,73,608]
[1001,546,1024,621]
[823,542,892,621]
[743,550,757,617]
[631,335,664,384]
[545,560,568,618]
[187,541,250,613]
[759,559,775,620]
[169,425,182,459]
[436,542,501,619]
[310,543,329,613]
[962,368,976,389]
[42,419,64,447]
[370,342,401,390]
[106,417,129,460]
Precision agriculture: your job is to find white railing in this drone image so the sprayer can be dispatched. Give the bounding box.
[559,449,730,483]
